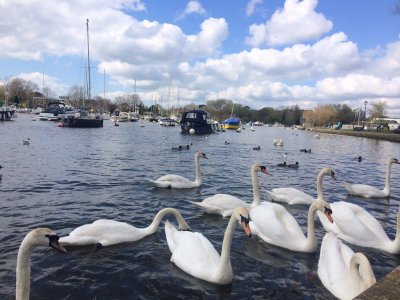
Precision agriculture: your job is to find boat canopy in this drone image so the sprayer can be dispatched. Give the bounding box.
[222,117,240,125]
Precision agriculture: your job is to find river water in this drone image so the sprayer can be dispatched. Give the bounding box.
[1,114,399,299]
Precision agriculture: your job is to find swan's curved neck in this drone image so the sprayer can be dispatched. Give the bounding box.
[383,161,393,194]
[215,214,237,278]
[251,167,261,206]
[305,203,318,250]
[389,207,400,253]
[350,253,376,291]
[194,155,201,184]
[316,170,327,200]
[144,208,186,235]
[16,235,35,300]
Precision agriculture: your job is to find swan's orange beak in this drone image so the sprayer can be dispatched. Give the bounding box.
[241,220,252,237]
[47,234,67,253]
[260,166,269,175]
[324,207,334,223]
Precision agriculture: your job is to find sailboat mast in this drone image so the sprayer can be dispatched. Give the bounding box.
[86,18,91,103]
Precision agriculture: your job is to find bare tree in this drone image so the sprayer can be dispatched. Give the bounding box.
[368,100,387,119]
[67,85,85,107]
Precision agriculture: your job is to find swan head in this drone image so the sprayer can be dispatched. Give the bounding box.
[196,151,208,159]
[390,157,399,165]
[252,163,269,175]
[26,228,67,253]
[234,207,252,237]
[313,200,333,223]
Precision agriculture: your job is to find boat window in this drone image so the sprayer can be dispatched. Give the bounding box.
[187,113,196,119]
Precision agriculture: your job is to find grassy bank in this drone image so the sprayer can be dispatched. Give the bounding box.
[311,128,400,143]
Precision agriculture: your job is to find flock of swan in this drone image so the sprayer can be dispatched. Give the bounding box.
[16,151,399,300]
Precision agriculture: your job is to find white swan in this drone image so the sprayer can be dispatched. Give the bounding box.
[59,208,190,248]
[318,232,376,300]
[190,163,268,217]
[265,167,336,205]
[273,138,283,146]
[249,199,333,252]
[165,206,251,285]
[343,157,399,198]
[16,228,67,300]
[151,151,208,189]
[317,201,400,254]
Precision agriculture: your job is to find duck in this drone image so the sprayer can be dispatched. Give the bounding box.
[316,201,400,254]
[318,232,376,300]
[224,140,230,145]
[16,228,67,300]
[0,165,2,181]
[165,207,252,285]
[356,156,362,162]
[277,162,287,167]
[314,134,321,139]
[343,157,399,197]
[249,199,333,252]
[59,208,190,248]
[151,151,208,189]
[265,167,336,205]
[300,149,311,153]
[287,162,299,168]
[190,163,269,217]
[172,145,183,151]
[22,138,30,145]
[253,146,261,151]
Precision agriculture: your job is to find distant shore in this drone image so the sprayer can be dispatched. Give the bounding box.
[311,128,400,143]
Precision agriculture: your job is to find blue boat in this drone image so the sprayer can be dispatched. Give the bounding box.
[180,110,216,135]
[222,117,240,130]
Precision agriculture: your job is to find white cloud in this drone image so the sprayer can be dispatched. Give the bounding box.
[17,72,69,96]
[245,0,332,47]
[177,1,207,20]
[246,0,263,16]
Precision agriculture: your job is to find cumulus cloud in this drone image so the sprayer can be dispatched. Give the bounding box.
[177,1,207,20]
[245,0,332,47]
[246,0,263,16]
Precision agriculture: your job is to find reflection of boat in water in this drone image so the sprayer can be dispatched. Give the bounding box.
[180,110,216,135]
[222,117,240,130]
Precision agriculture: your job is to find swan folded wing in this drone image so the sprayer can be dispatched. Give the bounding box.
[251,204,304,242]
[153,174,196,188]
[166,223,221,280]
[319,233,355,298]
[271,188,314,205]
[333,203,387,243]
[194,194,250,217]
[344,183,383,197]
[60,219,142,246]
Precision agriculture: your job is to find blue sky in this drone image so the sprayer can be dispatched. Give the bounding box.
[1,0,400,117]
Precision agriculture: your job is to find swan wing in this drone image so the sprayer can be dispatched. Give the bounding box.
[318,232,357,300]
[59,219,144,246]
[250,203,305,245]
[152,174,196,188]
[343,182,385,198]
[165,221,220,281]
[191,194,250,217]
[332,202,390,244]
[270,188,314,205]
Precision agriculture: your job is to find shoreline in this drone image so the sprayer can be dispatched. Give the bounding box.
[310,128,400,143]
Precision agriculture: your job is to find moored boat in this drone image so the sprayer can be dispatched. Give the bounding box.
[180,109,215,135]
[222,117,240,130]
